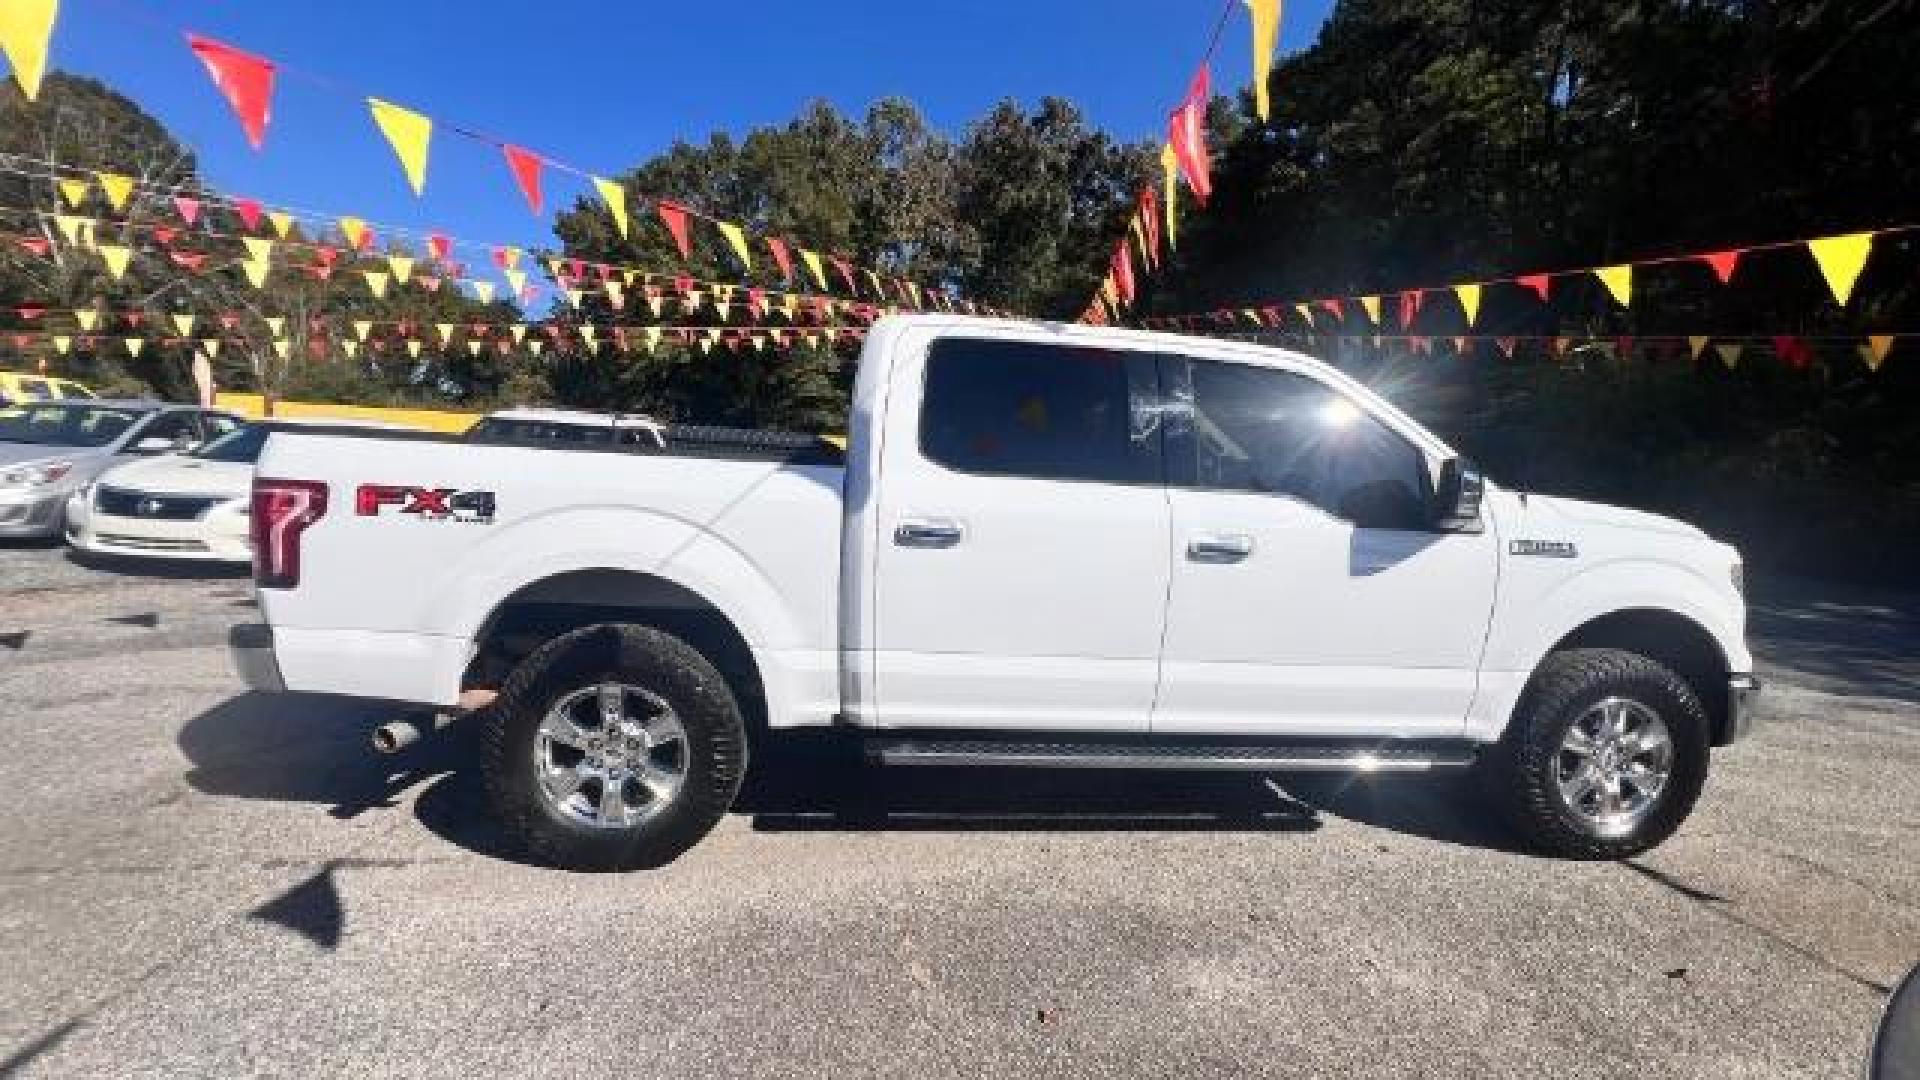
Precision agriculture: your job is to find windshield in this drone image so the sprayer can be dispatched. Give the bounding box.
[194,423,273,463]
[0,403,149,447]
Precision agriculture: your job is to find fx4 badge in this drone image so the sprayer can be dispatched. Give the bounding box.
[356,484,496,524]
[1510,538,1578,558]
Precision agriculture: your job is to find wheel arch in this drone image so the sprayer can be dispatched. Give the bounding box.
[1530,608,1735,746]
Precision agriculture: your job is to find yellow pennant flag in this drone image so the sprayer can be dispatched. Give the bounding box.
[1594,264,1633,308]
[1246,0,1283,122]
[800,249,827,291]
[52,334,71,355]
[341,340,360,359]
[592,176,629,238]
[646,294,665,318]
[1714,342,1743,370]
[466,340,483,357]
[1358,295,1381,325]
[242,236,274,263]
[268,211,295,239]
[265,316,285,337]
[272,339,291,360]
[241,259,271,289]
[644,326,662,352]
[435,323,454,346]
[1863,335,1893,372]
[56,177,90,208]
[529,340,545,357]
[387,255,414,284]
[505,269,527,295]
[97,243,132,280]
[368,98,432,195]
[338,216,369,250]
[472,280,496,304]
[509,324,527,345]
[1453,283,1482,327]
[52,214,91,247]
[406,340,422,359]
[714,300,731,321]
[716,221,752,270]
[622,268,640,287]
[95,172,134,212]
[1294,302,1312,324]
[352,320,372,342]
[781,294,798,321]
[362,270,389,298]
[564,288,584,309]
[0,0,60,100]
[684,289,705,311]
[75,308,98,331]
[170,313,195,337]
[200,338,220,358]
[698,337,713,355]
[579,325,598,349]
[1807,232,1874,307]
[1688,335,1710,361]
[604,280,624,307]
[1160,144,1180,250]
[123,336,144,357]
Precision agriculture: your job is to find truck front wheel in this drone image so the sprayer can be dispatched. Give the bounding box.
[1483,648,1710,860]
[481,623,747,871]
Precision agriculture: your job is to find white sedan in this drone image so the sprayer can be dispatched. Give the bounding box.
[66,417,415,563]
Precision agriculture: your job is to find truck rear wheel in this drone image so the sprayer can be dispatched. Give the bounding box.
[481,623,747,871]
[1483,648,1710,860]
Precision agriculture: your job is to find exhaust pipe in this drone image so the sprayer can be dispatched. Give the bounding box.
[372,710,454,755]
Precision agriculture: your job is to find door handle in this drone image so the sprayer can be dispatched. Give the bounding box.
[894,518,965,548]
[1187,533,1254,563]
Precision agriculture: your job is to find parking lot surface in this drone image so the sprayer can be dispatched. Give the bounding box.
[1,539,1915,1078]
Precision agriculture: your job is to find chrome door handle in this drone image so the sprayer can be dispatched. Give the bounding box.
[1187,533,1253,563]
[894,518,964,548]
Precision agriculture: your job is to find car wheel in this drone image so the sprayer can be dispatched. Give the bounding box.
[482,623,747,871]
[1483,648,1710,860]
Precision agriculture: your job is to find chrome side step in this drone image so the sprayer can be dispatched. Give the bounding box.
[867,738,1477,773]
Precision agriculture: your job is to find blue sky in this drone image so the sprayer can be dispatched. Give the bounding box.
[31,0,1334,258]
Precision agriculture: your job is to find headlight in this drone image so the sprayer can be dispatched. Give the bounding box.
[0,460,73,489]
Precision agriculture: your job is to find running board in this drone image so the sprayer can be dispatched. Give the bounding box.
[866,737,1478,773]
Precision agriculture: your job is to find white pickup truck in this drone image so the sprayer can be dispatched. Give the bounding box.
[231,314,1757,870]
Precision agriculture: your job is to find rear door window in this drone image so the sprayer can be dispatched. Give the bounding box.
[919,338,1161,485]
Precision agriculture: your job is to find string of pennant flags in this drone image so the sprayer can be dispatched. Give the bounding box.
[1208,330,1907,373]
[1137,226,1913,335]
[0,0,966,313]
[0,154,994,317]
[1080,0,1285,325]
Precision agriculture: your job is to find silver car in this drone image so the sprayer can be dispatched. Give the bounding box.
[0,400,242,539]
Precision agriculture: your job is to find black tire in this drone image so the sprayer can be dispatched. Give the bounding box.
[481,623,747,871]
[1481,648,1710,860]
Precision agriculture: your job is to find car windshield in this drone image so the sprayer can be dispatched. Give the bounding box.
[0,403,149,447]
[193,424,273,463]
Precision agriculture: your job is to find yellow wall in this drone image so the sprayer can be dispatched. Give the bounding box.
[214,394,480,434]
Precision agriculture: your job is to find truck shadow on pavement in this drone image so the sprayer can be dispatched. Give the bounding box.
[180,695,1529,866]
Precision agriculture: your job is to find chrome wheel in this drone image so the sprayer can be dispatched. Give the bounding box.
[1555,697,1674,837]
[534,682,688,829]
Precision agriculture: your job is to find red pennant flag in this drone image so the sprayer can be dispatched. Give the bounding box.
[219,313,239,330]
[187,35,277,151]
[419,275,442,293]
[17,306,44,319]
[426,232,451,263]
[1140,186,1161,262]
[830,257,857,294]
[1398,290,1423,330]
[490,246,512,270]
[594,262,613,283]
[748,287,767,317]
[1516,274,1551,301]
[150,226,178,246]
[1615,336,1636,359]
[657,201,692,258]
[232,197,263,232]
[312,245,339,265]
[169,251,208,271]
[11,334,29,349]
[1112,240,1136,305]
[1773,335,1811,369]
[304,264,333,281]
[18,237,50,257]
[173,195,200,225]
[123,312,143,327]
[766,237,794,281]
[501,145,543,214]
[568,257,586,279]
[1168,65,1214,206]
[1318,298,1344,319]
[1496,336,1518,358]
[1700,249,1742,284]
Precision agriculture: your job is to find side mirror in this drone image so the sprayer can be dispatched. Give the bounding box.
[132,436,174,455]
[1430,457,1484,532]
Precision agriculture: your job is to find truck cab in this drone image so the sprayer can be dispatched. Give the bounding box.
[232,314,1757,870]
